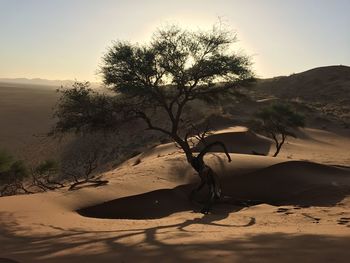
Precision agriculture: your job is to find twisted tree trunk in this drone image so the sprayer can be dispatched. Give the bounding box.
[272,133,286,157]
[188,141,231,213]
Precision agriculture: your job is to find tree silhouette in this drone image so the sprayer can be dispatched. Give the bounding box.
[52,24,254,213]
[250,103,305,157]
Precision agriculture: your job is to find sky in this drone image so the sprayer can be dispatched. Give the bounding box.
[0,0,349,82]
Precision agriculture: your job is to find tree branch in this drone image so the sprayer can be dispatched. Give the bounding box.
[136,111,172,136]
[197,141,231,163]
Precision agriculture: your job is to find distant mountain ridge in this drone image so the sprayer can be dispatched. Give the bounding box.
[254,65,350,101]
[252,65,350,125]
[0,77,101,88]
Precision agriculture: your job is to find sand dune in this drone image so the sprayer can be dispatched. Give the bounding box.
[193,128,272,155]
[275,127,350,165]
[136,126,272,163]
[221,161,350,205]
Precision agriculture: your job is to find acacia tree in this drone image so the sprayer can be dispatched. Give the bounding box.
[250,103,305,157]
[53,25,254,213]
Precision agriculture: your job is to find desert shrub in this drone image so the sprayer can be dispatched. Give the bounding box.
[0,150,29,196]
[31,159,64,191]
[250,103,305,157]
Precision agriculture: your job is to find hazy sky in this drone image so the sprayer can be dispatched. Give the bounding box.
[0,0,349,81]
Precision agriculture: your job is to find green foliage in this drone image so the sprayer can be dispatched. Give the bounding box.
[9,160,29,180]
[0,150,27,181]
[35,159,58,176]
[0,150,29,196]
[252,103,305,136]
[52,82,119,134]
[1,152,62,196]
[0,149,13,173]
[101,25,254,100]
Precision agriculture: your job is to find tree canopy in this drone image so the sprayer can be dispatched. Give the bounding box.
[53,25,254,153]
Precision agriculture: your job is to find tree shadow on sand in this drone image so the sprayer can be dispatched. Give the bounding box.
[1,211,350,262]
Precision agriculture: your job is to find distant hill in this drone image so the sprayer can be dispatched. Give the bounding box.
[0,78,101,89]
[251,65,350,125]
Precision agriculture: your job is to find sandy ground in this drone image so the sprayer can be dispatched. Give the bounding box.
[0,127,350,262]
